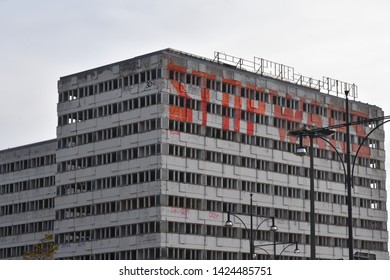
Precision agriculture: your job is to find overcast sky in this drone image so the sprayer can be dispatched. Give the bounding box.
[1,0,389,156]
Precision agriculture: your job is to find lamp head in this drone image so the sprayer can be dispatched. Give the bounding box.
[225,220,233,227]
[295,146,307,156]
[270,217,278,231]
[225,211,233,227]
[294,243,300,254]
[295,134,307,156]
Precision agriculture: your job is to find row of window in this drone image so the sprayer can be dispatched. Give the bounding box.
[56,221,160,244]
[0,239,384,260]
[57,143,160,172]
[58,68,162,103]
[168,195,385,232]
[56,247,276,260]
[58,247,162,260]
[167,144,385,196]
[0,154,55,175]
[0,220,54,238]
[166,221,384,252]
[0,245,162,260]
[0,198,54,216]
[169,120,384,177]
[56,169,161,196]
[57,93,161,126]
[240,85,270,103]
[55,195,160,220]
[57,118,161,149]
[0,176,55,195]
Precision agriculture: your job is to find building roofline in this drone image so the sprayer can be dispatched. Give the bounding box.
[58,48,217,80]
[59,49,173,80]
[58,48,382,111]
[0,138,57,154]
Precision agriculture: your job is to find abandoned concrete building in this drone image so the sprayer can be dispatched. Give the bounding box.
[0,49,388,259]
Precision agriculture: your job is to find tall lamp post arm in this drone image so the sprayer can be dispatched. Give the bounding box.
[254,242,300,259]
[255,217,272,231]
[351,120,390,182]
[229,212,250,233]
[253,247,271,258]
[278,243,295,258]
[319,136,347,186]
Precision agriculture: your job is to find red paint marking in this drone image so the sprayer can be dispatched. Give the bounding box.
[222,117,230,130]
[192,70,216,80]
[353,124,366,137]
[351,110,369,119]
[308,100,324,127]
[170,131,180,136]
[316,138,326,150]
[222,78,241,87]
[234,96,242,108]
[170,80,193,122]
[245,83,265,93]
[169,106,193,122]
[278,128,288,142]
[247,99,266,115]
[246,84,256,91]
[299,97,306,112]
[171,80,190,98]
[329,139,338,153]
[222,93,230,107]
[222,93,230,130]
[308,114,323,127]
[272,95,303,141]
[168,60,187,73]
[170,207,189,216]
[201,88,210,126]
[234,96,242,132]
[208,212,221,219]
[310,100,322,107]
[247,121,254,135]
[353,144,370,158]
[327,104,335,127]
[294,110,303,122]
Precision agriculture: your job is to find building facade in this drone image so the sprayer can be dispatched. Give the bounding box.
[0,140,57,259]
[1,49,388,259]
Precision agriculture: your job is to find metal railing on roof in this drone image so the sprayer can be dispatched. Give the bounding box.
[213,51,358,100]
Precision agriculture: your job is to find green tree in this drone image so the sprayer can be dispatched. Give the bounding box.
[23,233,59,260]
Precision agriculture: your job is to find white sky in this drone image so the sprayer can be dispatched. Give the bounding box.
[1,0,389,149]
[0,0,389,249]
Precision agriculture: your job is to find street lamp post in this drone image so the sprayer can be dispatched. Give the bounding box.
[344,91,353,260]
[254,242,301,260]
[289,126,335,260]
[225,194,278,259]
[309,134,315,259]
[289,91,390,260]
